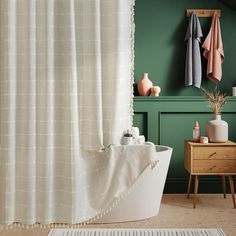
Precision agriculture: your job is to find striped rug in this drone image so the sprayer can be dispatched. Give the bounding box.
[48,228,227,236]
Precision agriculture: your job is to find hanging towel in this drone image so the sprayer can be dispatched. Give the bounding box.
[202,12,224,83]
[185,13,203,88]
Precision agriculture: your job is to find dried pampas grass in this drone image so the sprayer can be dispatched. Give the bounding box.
[200,87,228,115]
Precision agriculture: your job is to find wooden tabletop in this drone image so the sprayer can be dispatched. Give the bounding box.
[185,140,236,146]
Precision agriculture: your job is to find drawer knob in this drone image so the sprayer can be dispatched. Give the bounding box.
[208,152,217,159]
[208,165,217,171]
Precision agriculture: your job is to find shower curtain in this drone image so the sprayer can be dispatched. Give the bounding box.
[0,0,156,225]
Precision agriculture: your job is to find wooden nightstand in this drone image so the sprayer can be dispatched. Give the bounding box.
[184,140,236,208]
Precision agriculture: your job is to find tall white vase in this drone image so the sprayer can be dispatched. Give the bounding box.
[205,114,228,143]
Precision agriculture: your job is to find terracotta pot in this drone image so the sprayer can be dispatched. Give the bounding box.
[205,114,228,142]
[138,73,153,96]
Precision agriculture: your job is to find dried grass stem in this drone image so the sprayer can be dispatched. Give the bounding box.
[200,87,228,115]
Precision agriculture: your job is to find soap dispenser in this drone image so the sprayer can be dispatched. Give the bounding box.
[193,121,200,141]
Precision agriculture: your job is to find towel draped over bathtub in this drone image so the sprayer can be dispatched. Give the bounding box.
[202,12,224,83]
[0,144,157,225]
[185,13,203,88]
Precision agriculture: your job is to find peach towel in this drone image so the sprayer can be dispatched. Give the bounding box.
[202,12,224,83]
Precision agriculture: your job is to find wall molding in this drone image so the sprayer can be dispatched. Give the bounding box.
[134,96,236,102]
[158,111,236,144]
[134,96,236,142]
[165,177,235,193]
[134,96,236,193]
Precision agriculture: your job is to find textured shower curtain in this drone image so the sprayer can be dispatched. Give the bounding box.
[0,0,156,225]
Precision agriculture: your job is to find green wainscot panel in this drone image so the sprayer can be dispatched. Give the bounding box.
[133,96,236,193]
[133,112,147,138]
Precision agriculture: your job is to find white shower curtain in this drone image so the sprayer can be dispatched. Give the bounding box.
[0,0,133,151]
[0,0,157,225]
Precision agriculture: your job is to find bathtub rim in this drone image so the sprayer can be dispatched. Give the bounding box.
[155,145,173,153]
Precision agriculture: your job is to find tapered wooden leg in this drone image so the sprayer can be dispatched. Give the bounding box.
[221,176,226,199]
[193,175,199,208]
[228,176,236,209]
[187,174,192,198]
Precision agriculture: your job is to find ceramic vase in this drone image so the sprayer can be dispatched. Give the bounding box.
[151,86,161,96]
[138,73,153,96]
[205,114,228,143]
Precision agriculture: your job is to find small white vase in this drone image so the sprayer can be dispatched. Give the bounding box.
[232,87,236,96]
[205,114,228,143]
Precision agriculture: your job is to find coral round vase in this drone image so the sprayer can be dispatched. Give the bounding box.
[205,114,228,142]
[138,73,153,96]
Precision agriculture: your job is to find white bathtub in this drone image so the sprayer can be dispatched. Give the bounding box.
[95,145,172,223]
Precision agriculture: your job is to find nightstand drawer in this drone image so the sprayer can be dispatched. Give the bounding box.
[193,147,236,160]
[193,160,236,173]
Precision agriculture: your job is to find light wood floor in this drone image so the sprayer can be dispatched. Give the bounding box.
[1,194,236,236]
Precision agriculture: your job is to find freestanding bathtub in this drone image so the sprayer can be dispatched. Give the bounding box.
[95,145,172,223]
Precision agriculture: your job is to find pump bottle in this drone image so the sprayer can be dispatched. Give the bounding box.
[193,121,200,141]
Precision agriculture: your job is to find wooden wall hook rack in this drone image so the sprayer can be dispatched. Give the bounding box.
[187,9,221,17]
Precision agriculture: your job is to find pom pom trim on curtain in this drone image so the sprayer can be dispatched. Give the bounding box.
[0,0,143,226]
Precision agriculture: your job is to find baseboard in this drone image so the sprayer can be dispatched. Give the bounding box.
[164,176,235,193]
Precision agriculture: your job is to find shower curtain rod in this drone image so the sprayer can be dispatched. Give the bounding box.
[187,9,221,17]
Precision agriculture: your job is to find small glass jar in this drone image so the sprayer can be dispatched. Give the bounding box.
[123,130,133,145]
[200,136,208,144]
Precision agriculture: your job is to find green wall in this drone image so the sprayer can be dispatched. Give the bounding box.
[134,0,236,96]
[134,0,236,193]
